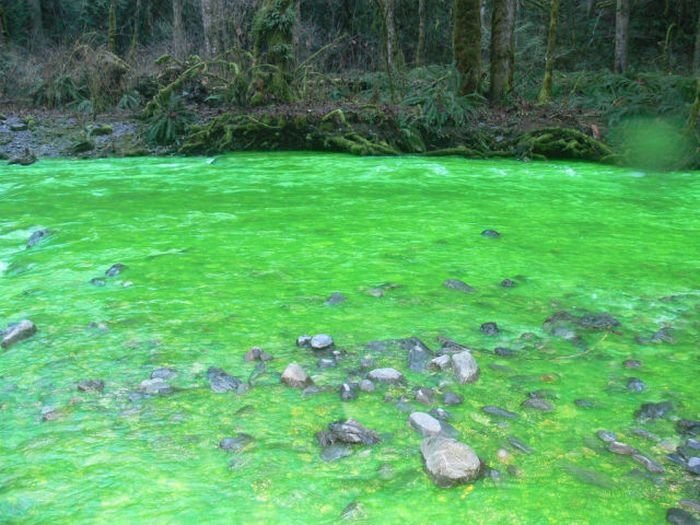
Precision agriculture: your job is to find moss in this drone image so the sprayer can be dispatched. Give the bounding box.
[517,127,614,162]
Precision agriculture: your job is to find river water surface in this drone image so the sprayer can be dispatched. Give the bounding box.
[1,153,699,524]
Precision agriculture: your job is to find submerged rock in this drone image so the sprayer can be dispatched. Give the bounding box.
[105,263,126,277]
[90,278,106,287]
[26,229,51,248]
[281,363,312,388]
[340,383,358,401]
[140,378,172,395]
[325,292,347,306]
[409,412,443,437]
[632,454,665,473]
[578,312,621,331]
[481,229,501,238]
[151,367,177,380]
[321,444,353,462]
[522,398,554,412]
[368,368,404,384]
[443,279,474,293]
[316,419,380,447]
[626,377,646,392]
[359,379,375,392]
[1,320,37,349]
[636,401,673,421]
[219,433,254,452]
[452,351,479,384]
[245,347,273,362]
[421,436,482,487]
[596,430,617,443]
[77,379,105,393]
[507,436,533,454]
[608,442,637,456]
[482,406,518,419]
[667,508,699,525]
[480,322,500,336]
[443,392,463,406]
[430,354,452,371]
[296,335,312,347]
[501,279,516,288]
[207,367,243,393]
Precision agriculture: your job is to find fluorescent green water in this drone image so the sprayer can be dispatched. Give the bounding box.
[1,153,699,524]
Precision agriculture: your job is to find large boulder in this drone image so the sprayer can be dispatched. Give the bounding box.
[452,351,479,384]
[421,436,482,487]
[281,363,312,388]
[1,320,37,349]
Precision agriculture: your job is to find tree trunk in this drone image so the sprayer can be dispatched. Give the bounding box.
[415,0,426,67]
[694,9,700,76]
[538,0,560,103]
[201,0,217,56]
[489,0,516,103]
[0,5,6,48]
[375,0,402,76]
[128,0,142,58]
[614,0,629,73]
[453,0,482,95]
[28,0,45,47]
[108,0,118,54]
[172,0,186,59]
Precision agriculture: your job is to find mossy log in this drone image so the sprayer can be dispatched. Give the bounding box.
[516,127,614,162]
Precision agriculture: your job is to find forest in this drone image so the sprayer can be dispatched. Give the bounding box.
[0,0,699,168]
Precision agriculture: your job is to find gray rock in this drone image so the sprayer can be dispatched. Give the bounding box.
[8,148,36,165]
[26,229,50,248]
[140,378,172,395]
[482,405,518,419]
[626,377,646,392]
[494,347,516,357]
[443,392,463,406]
[311,334,334,350]
[443,279,474,293]
[501,279,516,288]
[608,441,637,455]
[430,407,451,420]
[507,436,533,454]
[667,508,699,525]
[296,335,312,347]
[281,363,312,388]
[575,398,596,408]
[578,312,621,330]
[324,292,347,306]
[90,278,106,287]
[522,398,554,411]
[430,354,452,371]
[105,263,126,277]
[340,383,358,401]
[680,501,700,514]
[1,320,37,349]
[409,412,443,437]
[245,347,273,362]
[77,379,105,393]
[452,351,479,384]
[151,367,177,380]
[415,387,435,405]
[403,337,433,372]
[480,322,500,336]
[687,457,700,475]
[359,379,375,392]
[421,436,482,487]
[340,501,366,520]
[318,357,336,369]
[207,367,243,393]
[481,229,501,238]
[636,401,673,421]
[632,454,665,473]
[316,419,380,447]
[596,430,617,443]
[219,433,254,452]
[624,359,642,368]
[368,368,404,384]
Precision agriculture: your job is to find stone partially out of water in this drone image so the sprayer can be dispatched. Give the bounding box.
[151,367,177,380]
[310,334,334,350]
[245,347,273,362]
[452,351,479,384]
[415,387,435,405]
[430,354,452,371]
[421,436,482,487]
[577,312,621,331]
[340,383,358,401]
[501,279,516,288]
[632,454,665,473]
[522,398,554,412]
[2,320,37,349]
[402,337,433,372]
[8,148,37,166]
[316,419,380,447]
[26,229,51,248]
[220,433,254,452]
[105,263,127,277]
[321,444,353,462]
[443,392,463,406]
[409,412,442,437]
[627,377,646,392]
[207,367,243,393]
[481,229,501,238]
[482,406,518,419]
[368,368,404,384]
[608,442,637,455]
[443,279,474,293]
[140,378,173,395]
[596,430,617,443]
[281,363,312,388]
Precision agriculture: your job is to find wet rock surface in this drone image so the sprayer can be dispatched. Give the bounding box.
[317,419,380,447]
[409,412,443,437]
[281,363,312,388]
[443,279,474,293]
[368,368,404,384]
[77,379,105,392]
[421,436,482,487]
[207,367,243,393]
[1,320,37,349]
[452,351,480,384]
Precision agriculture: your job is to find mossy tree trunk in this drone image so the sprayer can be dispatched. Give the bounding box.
[688,79,700,132]
[0,5,6,48]
[453,0,482,95]
[252,0,296,104]
[172,0,186,59]
[200,0,219,56]
[614,0,629,73]
[694,8,700,76]
[375,0,403,83]
[537,0,560,103]
[128,0,143,59]
[489,0,516,103]
[415,0,426,67]
[108,0,118,54]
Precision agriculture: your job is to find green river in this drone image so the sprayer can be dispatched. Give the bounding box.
[1,153,699,524]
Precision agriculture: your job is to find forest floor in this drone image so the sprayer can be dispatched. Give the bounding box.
[0,101,605,162]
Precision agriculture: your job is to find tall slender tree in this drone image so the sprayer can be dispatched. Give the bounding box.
[416,0,426,67]
[453,0,482,94]
[489,0,516,102]
[375,0,403,77]
[200,0,218,56]
[538,0,560,103]
[694,8,700,76]
[614,0,629,73]
[28,0,45,47]
[172,0,186,58]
